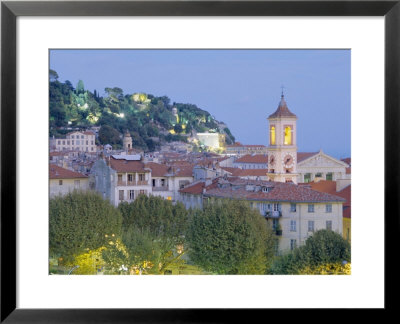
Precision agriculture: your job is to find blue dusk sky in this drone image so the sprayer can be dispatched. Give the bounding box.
[50,49,351,159]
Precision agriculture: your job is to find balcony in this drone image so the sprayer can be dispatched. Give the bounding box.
[137,180,149,186]
[265,210,282,218]
[117,180,137,186]
[152,186,169,192]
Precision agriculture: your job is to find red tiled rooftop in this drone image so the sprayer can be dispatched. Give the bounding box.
[109,156,148,173]
[49,164,87,179]
[268,95,297,119]
[236,169,269,177]
[235,154,268,164]
[145,162,169,177]
[204,180,345,203]
[297,152,319,163]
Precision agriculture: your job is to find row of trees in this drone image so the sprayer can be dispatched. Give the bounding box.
[49,191,350,275]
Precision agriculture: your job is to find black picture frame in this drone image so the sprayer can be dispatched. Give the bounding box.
[1,0,398,322]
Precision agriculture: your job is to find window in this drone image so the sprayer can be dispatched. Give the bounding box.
[284,126,292,145]
[67,141,70,145]
[76,140,80,145]
[129,190,134,200]
[290,220,296,232]
[260,203,268,211]
[86,140,88,145]
[290,203,296,212]
[290,239,297,250]
[308,220,314,232]
[304,173,311,183]
[119,190,124,200]
[57,140,61,145]
[59,180,63,185]
[326,204,332,213]
[326,172,333,181]
[128,174,134,182]
[161,179,165,186]
[326,221,332,230]
[71,135,74,139]
[118,174,122,183]
[308,204,314,213]
[72,140,74,145]
[270,126,276,145]
[139,190,146,195]
[91,141,94,145]
[74,180,80,188]
[139,173,145,181]
[91,147,94,151]
[273,203,281,211]
[62,140,65,145]
[315,173,322,178]
[81,135,84,139]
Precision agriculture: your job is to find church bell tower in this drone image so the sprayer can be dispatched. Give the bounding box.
[266,92,298,184]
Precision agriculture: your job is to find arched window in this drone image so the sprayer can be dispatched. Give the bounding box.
[270,126,276,145]
[284,126,292,145]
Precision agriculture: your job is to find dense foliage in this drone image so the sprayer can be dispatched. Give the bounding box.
[49,190,123,263]
[269,229,351,274]
[113,195,189,274]
[49,70,235,151]
[186,199,276,274]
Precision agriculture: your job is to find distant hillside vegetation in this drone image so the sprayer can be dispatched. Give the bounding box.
[49,69,235,152]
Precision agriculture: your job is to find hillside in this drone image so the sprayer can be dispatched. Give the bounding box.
[49,70,235,152]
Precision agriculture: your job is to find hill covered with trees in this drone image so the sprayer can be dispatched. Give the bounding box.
[49,69,235,152]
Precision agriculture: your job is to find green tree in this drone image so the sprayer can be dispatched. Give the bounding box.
[98,125,122,146]
[118,195,189,274]
[186,199,276,274]
[49,191,122,263]
[76,80,85,94]
[269,229,351,274]
[301,229,351,266]
[49,69,59,82]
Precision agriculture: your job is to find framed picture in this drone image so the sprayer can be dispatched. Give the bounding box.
[1,0,398,321]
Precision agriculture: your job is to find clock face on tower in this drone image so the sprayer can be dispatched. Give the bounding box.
[283,153,295,168]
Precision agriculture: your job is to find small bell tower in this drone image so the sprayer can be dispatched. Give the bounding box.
[123,130,132,152]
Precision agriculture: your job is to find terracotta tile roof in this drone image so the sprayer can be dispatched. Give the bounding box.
[145,162,169,177]
[308,180,337,195]
[297,152,319,163]
[174,165,194,177]
[49,164,87,179]
[179,181,205,194]
[83,131,95,135]
[236,169,269,177]
[235,154,268,164]
[308,180,351,218]
[109,156,148,173]
[268,95,297,118]
[346,167,351,174]
[179,178,219,195]
[341,157,351,166]
[204,180,345,203]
